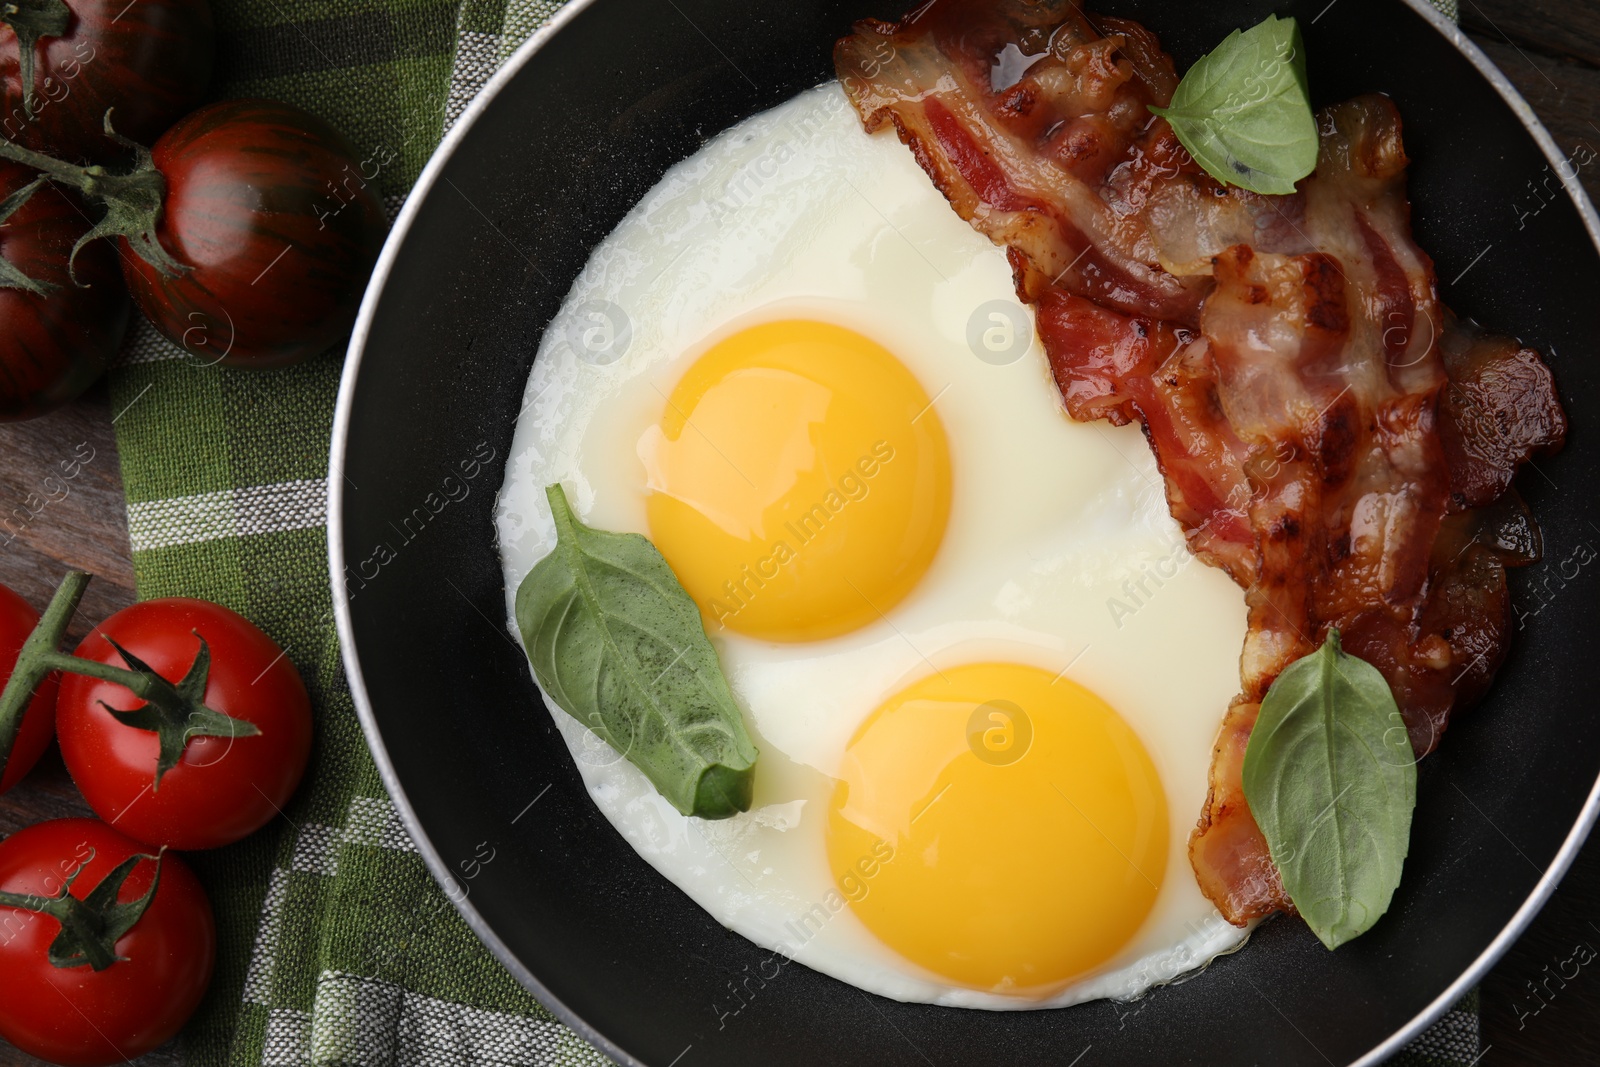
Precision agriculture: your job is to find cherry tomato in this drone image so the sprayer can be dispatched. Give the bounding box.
[0,582,56,792]
[0,0,214,158]
[0,158,130,420]
[119,98,387,368]
[58,598,312,849]
[0,818,214,1066]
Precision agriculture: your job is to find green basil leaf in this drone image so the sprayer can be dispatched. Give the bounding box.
[515,483,758,819]
[1149,14,1318,196]
[1241,630,1416,948]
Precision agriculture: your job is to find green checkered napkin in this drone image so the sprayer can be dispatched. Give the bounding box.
[101,0,1474,1063]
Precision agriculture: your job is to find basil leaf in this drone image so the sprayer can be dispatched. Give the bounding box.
[515,484,758,819]
[1149,14,1318,196]
[1241,630,1416,948]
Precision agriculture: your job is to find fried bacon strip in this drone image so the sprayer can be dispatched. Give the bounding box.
[836,0,1566,924]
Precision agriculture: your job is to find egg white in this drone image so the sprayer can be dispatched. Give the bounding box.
[495,83,1252,1009]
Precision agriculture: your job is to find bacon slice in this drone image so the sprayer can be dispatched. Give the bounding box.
[836,0,1567,925]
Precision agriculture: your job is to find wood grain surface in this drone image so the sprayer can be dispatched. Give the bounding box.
[1,6,1598,1065]
[0,388,177,1066]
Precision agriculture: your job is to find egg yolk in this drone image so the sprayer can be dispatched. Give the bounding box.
[642,320,951,642]
[826,662,1167,993]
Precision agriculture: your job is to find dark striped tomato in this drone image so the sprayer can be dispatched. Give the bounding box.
[0,0,213,159]
[0,159,129,420]
[118,98,388,368]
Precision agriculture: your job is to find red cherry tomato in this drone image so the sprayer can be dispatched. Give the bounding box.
[0,582,56,793]
[57,598,312,849]
[0,818,214,1066]
[0,159,130,420]
[118,98,388,368]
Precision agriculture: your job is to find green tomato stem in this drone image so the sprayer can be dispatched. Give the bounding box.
[0,0,71,118]
[0,569,91,773]
[0,175,55,295]
[0,111,188,281]
[0,849,163,971]
[0,570,261,792]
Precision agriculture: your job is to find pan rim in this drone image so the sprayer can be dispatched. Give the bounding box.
[327,3,1600,1064]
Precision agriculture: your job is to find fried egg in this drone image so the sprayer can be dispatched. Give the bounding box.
[496,83,1251,1009]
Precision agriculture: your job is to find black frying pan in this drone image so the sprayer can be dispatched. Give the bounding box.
[329,1,1600,1063]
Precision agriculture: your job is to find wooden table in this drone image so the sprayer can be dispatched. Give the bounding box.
[1,2,1597,1064]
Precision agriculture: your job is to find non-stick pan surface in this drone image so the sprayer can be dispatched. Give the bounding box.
[331,2,1600,1062]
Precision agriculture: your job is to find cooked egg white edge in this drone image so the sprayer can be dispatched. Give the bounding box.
[496,83,1251,1009]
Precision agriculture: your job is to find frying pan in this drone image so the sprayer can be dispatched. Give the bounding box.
[329,1,1600,1062]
